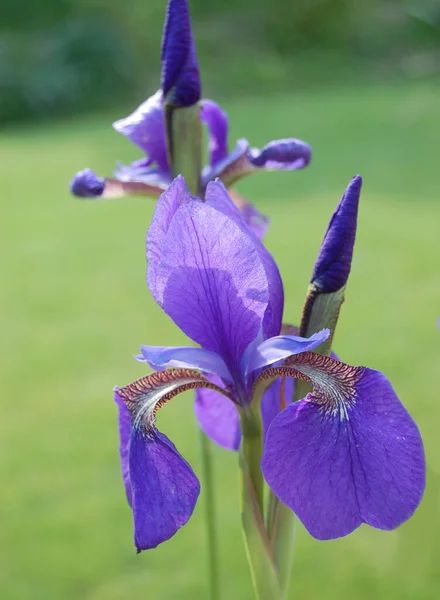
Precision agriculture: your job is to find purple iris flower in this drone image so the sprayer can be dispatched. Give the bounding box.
[114,176,425,550]
[70,0,310,239]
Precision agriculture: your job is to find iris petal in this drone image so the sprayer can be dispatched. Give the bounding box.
[137,345,232,381]
[116,368,234,549]
[114,390,132,506]
[113,90,169,172]
[194,375,294,451]
[201,99,229,166]
[147,177,283,378]
[195,375,241,451]
[204,138,311,188]
[244,329,330,375]
[204,180,283,340]
[260,355,426,539]
[130,427,200,551]
[227,189,269,241]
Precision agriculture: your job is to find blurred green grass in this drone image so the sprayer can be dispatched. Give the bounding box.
[1,80,439,600]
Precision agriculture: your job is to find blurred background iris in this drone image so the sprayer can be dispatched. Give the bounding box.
[1,1,439,599]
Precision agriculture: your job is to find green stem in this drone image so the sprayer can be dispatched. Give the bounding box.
[165,103,202,195]
[240,405,284,600]
[240,407,265,513]
[198,429,220,600]
[265,379,312,595]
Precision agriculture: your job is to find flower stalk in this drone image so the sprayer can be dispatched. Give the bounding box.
[198,430,220,600]
[164,103,202,195]
[240,394,284,599]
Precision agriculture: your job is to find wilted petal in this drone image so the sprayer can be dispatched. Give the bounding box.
[114,390,132,505]
[137,345,231,381]
[70,169,105,198]
[130,427,200,550]
[311,175,362,293]
[113,91,169,172]
[201,99,229,166]
[147,178,283,377]
[195,375,241,451]
[207,138,311,188]
[161,0,201,107]
[261,355,426,540]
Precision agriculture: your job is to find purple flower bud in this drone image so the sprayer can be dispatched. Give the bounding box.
[311,175,362,293]
[161,0,201,107]
[70,169,105,198]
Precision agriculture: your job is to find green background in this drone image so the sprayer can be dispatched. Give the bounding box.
[1,0,440,598]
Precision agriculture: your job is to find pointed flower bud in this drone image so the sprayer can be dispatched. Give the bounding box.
[311,175,362,293]
[161,0,201,108]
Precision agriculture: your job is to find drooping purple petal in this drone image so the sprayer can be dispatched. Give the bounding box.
[161,0,201,107]
[201,99,229,166]
[311,175,362,293]
[147,177,283,378]
[70,169,105,198]
[137,345,231,382]
[204,138,311,188]
[261,356,426,540]
[113,91,169,172]
[114,390,132,506]
[116,368,234,549]
[130,427,200,550]
[195,375,241,451]
[244,329,330,376]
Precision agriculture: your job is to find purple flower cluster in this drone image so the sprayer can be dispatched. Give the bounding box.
[74,0,425,555]
[115,176,425,551]
[69,0,310,240]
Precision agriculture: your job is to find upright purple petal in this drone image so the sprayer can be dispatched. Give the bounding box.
[161,0,201,107]
[147,177,283,378]
[114,390,132,505]
[311,176,362,293]
[113,91,169,172]
[261,357,425,540]
[130,427,200,550]
[195,375,241,451]
[201,99,229,166]
[147,176,195,286]
[204,180,283,340]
